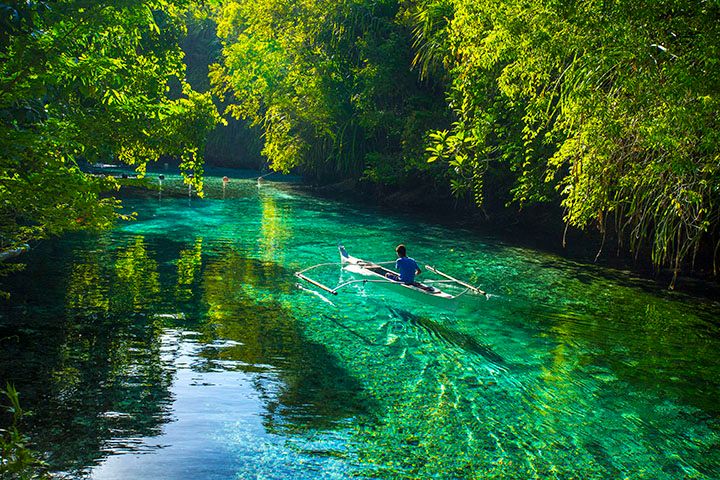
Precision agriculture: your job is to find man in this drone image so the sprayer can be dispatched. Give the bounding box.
[393,244,421,284]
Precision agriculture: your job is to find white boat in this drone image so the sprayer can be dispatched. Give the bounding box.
[0,244,29,262]
[294,246,487,306]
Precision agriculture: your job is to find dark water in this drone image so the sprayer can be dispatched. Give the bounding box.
[1,172,719,479]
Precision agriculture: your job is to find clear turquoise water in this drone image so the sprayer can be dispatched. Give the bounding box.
[1,171,719,479]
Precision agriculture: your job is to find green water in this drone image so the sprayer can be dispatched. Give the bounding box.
[1,171,719,479]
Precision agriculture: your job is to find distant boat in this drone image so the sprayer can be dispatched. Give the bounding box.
[0,244,29,261]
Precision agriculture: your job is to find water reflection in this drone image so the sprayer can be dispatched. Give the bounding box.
[113,236,161,312]
[0,237,172,473]
[1,230,375,476]
[176,238,203,302]
[200,246,375,431]
[66,258,110,315]
[258,190,291,264]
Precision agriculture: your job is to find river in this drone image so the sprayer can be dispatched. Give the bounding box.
[1,170,718,479]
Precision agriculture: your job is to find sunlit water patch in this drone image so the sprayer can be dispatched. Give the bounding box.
[1,172,719,479]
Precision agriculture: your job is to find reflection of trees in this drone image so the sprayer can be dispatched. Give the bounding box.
[40,322,173,473]
[66,260,109,315]
[200,248,376,431]
[1,232,376,474]
[113,236,161,312]
[176,238,203,302]
[0,235,173,474]
[258,191,290,263]
[67,236,161,315]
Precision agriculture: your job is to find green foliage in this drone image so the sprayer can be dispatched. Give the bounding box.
[181,14,263,168]
[210,0,448,184]
[0,0,221,251]
[0,384,49,479]
[14,0,710,278]
[415,0,720,279]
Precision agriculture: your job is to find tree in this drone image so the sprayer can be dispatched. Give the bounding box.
[416,0,720,282]
[210,0,447,186]
[0,0,221,256]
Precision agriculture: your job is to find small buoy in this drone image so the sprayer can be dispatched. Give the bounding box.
[222,176,229,183]
[159,174,165,181]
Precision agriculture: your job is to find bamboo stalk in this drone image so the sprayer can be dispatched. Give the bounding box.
[294,273,338,295]
[295,262,342,274]
[425,265,487,296]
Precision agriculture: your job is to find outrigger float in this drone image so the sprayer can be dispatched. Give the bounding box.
[295,246,488,305]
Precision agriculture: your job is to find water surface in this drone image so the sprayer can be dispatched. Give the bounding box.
[1,171,718,479]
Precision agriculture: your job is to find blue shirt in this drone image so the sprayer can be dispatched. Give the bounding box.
[396,256,419,284]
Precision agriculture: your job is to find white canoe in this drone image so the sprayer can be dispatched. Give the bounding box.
[295,246,486,309]
[339,246,462,304]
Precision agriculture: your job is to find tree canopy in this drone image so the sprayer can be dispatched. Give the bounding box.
[209,0,449,185]
[0,0,220,254]
[416,0,720,281]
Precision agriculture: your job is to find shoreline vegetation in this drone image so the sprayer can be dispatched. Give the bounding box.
[1,3,718,476]
[2,0,719,289]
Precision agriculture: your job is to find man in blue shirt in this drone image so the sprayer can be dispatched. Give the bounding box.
[393,244,421,284]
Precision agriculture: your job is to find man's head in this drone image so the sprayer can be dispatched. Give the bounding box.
[395,244,407,257]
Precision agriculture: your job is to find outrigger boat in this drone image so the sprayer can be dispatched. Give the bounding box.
[294,246,487,305]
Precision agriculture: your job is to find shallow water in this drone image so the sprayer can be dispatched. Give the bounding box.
[1,171,719,479]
